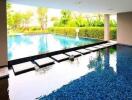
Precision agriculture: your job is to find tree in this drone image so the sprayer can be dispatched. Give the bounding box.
[60,10,71,26]
[37,7,48,30]
[7,3,12,31]
[9,13,23,31]
[21,11,33,30]
[75,15,87,27]
[7,3,11,10]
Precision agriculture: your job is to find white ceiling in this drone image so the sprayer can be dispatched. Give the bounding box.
[8,0,132,14]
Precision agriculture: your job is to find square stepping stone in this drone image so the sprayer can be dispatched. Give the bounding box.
[76,49,91,54]
[85,47,99,51]
[51,54,69,62]
[34,57,54,68]
[65,51,81,57]
[107,42,117,45]
[93,45,106,49]
[100,44,110,47]
[12,61,36,75]
[0,67,9,79]
[100,43,116,48]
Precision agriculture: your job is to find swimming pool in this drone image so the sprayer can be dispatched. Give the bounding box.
[7,45,132,100]
[38,45,132,100]
[8,34,101,60]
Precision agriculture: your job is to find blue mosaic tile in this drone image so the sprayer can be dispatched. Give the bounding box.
[38,45,132,100]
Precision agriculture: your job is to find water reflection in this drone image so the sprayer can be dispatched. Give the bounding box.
[7,45,132,100]
[39,46,132,100]
[88,48,111,72]
[8,34,99,60]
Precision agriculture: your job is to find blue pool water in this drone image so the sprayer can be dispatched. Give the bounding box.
[38,45,132,100]
[8,34,101,60]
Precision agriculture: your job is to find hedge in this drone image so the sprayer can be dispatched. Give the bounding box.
[9,27,117,40]
[48,27,117,40]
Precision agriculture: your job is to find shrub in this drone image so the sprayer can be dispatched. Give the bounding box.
[48,27,117,40]
[110,27,117,40]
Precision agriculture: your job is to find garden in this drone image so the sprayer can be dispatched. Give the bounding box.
[7,3,117,40]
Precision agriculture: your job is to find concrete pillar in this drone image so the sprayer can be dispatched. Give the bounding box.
[0,0,8,67]
[117,12,132,45]
[104,14,110,41]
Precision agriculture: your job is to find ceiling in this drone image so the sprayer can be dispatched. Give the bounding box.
[8,0,132,14]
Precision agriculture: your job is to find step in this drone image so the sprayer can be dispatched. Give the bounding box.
[12,61,36,75]
[65,51,81,57]
[85,47,99,51]
[76,49,91,55]
[34,57,55,68]
[51,54,69,62]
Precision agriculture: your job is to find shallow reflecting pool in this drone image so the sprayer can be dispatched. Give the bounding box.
[8,34,101,60]
[0,45,131,100]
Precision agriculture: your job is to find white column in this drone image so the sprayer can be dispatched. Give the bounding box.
[0,0,8,67]
[104,14,110,41]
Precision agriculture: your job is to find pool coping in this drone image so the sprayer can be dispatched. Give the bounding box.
[8,41,108,68]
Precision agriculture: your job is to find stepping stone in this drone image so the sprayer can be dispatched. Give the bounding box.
[0,67,9,79]
[85,47,99,51]
[34,57,54,68]
[65,51,81,57]
[106,42,117,45]
[51,54,69,62]
[100,42,117,47]
[93,45,106,49]
[12,61,36,75]
[76,49,91,55]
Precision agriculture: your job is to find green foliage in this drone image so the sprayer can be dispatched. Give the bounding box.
[48,27,117,40]
[8,13,23,31]
[7,4,117,40]
[7,3,33,32]
[54,10,71,27]
[60,10,71,25]
[20,11,33,31]
[110,27,117,40]
[37,7,48,30]
[7,11,33,32]
[75,15,87,27]
[6,2,11,10]
[110,20,117,27]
